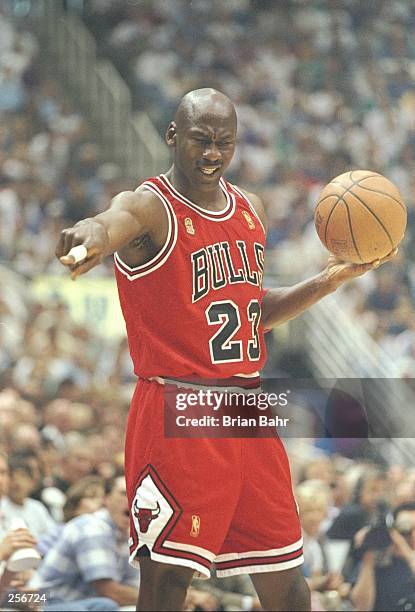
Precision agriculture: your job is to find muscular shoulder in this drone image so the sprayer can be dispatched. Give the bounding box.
[110,186,166,235]
[237,187,268,233]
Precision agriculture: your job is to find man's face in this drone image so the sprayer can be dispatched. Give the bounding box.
[298,497,328,537]
[9,468,33,505]
[0,457,9,497]
[77,485,105,516]
[360,477,387,511]
[64,447,93,482]
[167,115,236,191]
[106,477,130,534]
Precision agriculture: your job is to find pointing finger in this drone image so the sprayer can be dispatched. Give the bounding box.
[70,255,101,280]
[60,245,88,265]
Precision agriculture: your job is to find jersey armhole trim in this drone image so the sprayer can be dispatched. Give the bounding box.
[230,184,266,235]
[114,182,178,281]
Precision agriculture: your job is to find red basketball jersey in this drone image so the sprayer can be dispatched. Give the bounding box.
[114,174,267,379]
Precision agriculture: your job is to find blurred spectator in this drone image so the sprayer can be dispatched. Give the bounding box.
[38,475,106,557]
[52,442,95,494]
[1,456,56,540]
[0,528,37,595]
[296,480,350,608]
[0,451,9,510]
[30,476,138,610]
[351,503,415,611]
[327,468,388,541]
[62,476,105,523]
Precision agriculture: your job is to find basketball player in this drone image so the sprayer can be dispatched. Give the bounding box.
[56,89,395,611]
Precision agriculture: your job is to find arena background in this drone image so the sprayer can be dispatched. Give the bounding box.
[2,0,415,610]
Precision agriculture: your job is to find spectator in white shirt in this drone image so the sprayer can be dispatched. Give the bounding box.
[1,457,56,540]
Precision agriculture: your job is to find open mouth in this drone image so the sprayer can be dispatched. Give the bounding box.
[198,166,221,176]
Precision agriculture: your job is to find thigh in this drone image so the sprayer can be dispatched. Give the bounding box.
[251,567,310,611]
[137,554,194,611]
[125,380,243,578]
[216,436,303,576]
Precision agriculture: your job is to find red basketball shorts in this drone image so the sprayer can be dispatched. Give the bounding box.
[125,378,303,578]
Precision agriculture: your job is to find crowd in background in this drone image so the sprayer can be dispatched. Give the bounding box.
[2,0,415,610]
[3,384,415,610]
[82,0,415,374]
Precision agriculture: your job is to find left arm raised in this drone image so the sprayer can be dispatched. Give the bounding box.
[262,247,397,329]
[242,188,397,329]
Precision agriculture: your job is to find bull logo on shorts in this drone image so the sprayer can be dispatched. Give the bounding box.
[133,499,161,533]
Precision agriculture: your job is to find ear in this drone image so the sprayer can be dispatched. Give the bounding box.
[165,122,177,147]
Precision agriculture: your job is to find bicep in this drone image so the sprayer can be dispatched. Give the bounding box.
[94,191,150,246]
[96,187,167,247]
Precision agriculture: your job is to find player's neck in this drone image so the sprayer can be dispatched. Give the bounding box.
[166,167,226,211]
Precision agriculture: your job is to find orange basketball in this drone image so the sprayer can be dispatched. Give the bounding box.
[314,170,407,264]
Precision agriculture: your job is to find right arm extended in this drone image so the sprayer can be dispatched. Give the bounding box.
[55,189,165,279]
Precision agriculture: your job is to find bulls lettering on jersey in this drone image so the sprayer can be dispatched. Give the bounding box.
[114,174,267,379]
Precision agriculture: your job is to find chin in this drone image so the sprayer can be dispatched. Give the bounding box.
[193,173,222,189]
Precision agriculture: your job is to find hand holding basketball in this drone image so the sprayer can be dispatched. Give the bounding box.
[315,170,407,264]
[323,248,398,288]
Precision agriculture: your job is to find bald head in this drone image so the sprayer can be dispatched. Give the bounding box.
[175,88,237,131]
[166,88,237,188]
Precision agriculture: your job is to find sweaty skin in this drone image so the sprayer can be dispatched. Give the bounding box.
[56,87,397,326]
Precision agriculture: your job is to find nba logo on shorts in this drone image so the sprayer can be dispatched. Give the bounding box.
[190,515,200,537]
[242,210,255,229]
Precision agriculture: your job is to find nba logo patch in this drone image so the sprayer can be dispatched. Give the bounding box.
[242,211,255,229]
[190,515,200,537]
[185,217,195,235]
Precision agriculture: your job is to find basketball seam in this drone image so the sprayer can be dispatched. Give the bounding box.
[323,198,342,245]
[318,175,376,205]
[330,173,380,193]
[318,172,396,255]
[354,183,406,213]
[321,173,380,215]
[346,189,394,250]
[342,199,363,263]
[349,171,381,184]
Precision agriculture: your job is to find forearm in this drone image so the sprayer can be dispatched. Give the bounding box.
[351,558,376,611]
[262,271,338,328]
[59,190,148,265]
[73,209,139,258]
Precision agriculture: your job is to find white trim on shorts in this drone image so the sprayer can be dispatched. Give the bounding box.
[215,537,304,577]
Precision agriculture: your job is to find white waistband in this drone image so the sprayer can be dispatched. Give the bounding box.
[147,374,261,393]
[148,373,259,386]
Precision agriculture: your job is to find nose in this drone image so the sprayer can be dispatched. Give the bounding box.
[203,142,221,162]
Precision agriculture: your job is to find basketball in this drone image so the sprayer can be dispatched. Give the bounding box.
[314,170,407,263]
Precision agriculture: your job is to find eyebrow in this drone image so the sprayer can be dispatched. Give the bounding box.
[189,128,234,138]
